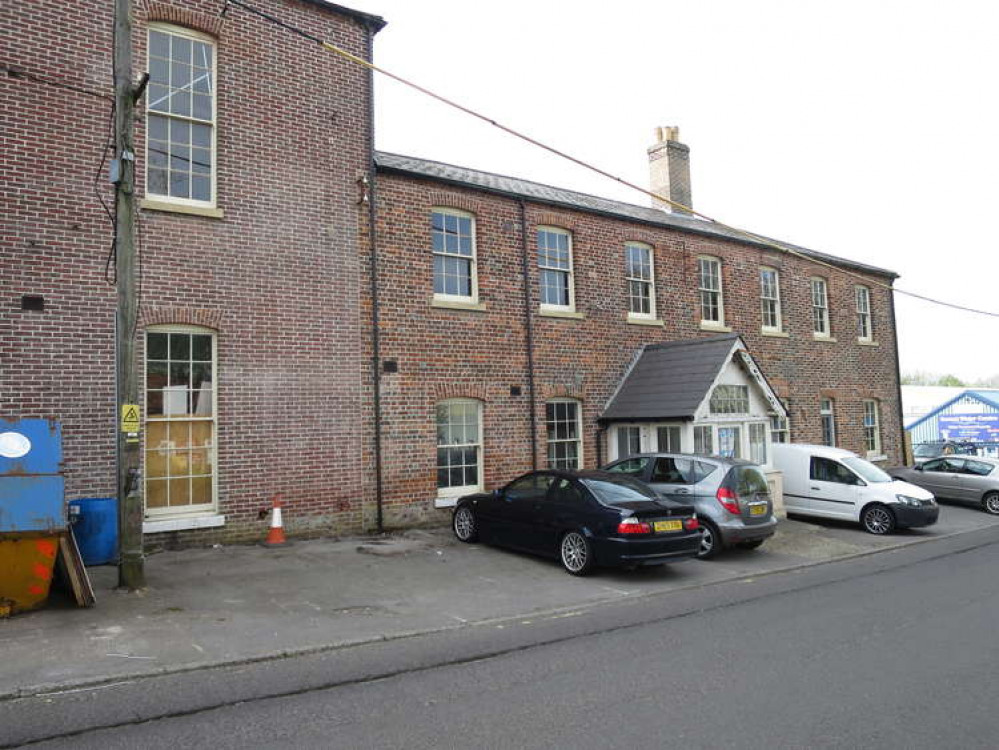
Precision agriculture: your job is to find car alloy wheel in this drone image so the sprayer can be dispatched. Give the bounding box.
[861,504,895,535]
[697,520,721,559]
[983,492,999,516]
[560,531,593,576]
[452,506,478,542]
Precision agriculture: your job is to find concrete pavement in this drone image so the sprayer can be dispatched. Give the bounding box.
[2,503,998,701]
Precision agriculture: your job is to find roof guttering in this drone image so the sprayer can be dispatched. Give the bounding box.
[299,0,387,31]
[374,152,898,280]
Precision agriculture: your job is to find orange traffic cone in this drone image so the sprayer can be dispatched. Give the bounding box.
[261,494,290,547]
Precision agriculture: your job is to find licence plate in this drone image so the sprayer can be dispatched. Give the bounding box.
[653,519,683,532]
[749,504,767,516]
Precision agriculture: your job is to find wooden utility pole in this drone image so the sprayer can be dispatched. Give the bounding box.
[114,0,145,589]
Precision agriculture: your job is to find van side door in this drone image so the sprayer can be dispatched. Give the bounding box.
[806,456,861,519]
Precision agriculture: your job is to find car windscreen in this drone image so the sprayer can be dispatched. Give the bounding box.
[841,457,892,483]
[581,477,658,505]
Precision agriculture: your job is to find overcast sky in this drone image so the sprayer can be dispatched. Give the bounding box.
[360,0,998,382]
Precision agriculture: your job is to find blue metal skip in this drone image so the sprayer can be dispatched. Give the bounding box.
[0,418,66,533]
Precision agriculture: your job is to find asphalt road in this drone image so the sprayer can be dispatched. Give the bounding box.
[6,525,999,749]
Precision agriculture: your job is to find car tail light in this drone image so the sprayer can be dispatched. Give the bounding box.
[683,516,699,531]
[716,487,740,515]
[617,517,652,534]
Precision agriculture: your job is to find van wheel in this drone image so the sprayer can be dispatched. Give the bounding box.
[861,503,896,535]
[983,492,999,516]
[697,520,722,559]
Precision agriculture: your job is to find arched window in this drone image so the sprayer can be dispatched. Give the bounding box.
[145,326,217,516]
[146,23,217,208]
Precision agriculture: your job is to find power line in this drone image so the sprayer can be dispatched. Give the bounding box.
[230,0,995,319]
[3,64,112,100]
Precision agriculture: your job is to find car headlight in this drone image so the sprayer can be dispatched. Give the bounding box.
[895,494,924,507]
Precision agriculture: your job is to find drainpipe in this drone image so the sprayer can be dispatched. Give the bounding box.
[365,28,384,532]
[889,283,907,465]
[518,200,538,470]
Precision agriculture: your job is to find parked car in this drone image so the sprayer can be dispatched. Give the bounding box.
[451,470,701,575]
[912,441,978,463]
[888,456,999,515]
[601,453,777,559]
[771,443,937,535]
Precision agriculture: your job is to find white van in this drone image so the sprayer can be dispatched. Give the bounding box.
[771,443,938,535]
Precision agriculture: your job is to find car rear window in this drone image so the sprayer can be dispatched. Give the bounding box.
[581,477,658,505]
[966,460,995,477]
[727,466,770,496]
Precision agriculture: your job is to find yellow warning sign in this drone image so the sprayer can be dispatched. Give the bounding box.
[121,404,141,434]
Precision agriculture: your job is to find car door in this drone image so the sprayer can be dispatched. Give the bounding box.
[960,459,996,504]
[501,473,555,552]
[534,477,592,556]
[918,458,965,500]
[807,457,861,519]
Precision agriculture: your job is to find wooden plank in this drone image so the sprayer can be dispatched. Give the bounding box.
[56,531,95,608]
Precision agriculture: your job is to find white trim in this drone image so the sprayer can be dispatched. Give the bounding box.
[624,241,656,320]
[697,255,724,326]
[435,398,484,498]
[143,513,225,534]
[145,23,219,210]
[855,285,873,343]
[431,208,479,304]
[545,398,584,470]
[810,276,830,337]
[760,266,783,333]
[144,325,219,519]
[537,226,576,313]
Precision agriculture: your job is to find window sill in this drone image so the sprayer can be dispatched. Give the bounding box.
[627,315,664,327]
[434,496,459,509]
[857,339,879,347]
[867,454,888,463]
[539,308,586,320]
[812,334,837,342]
[431,298,487,312]
[700,322,732,333]
[143,513,225,534]
[761,329,789,338]
[140,198,225,219]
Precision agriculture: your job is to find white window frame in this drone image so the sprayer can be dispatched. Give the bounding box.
[749,422,768,465]
[760,267,782,332]
[654,424,682,452]
[693,425,714,455]
[431,208,478,304]
[698,256,724,326]
[856,285,873,342]
[771,399,790,443]
[820,397,836,446]
[435,399,484,501]
[546,399,583,469]
[709,385,750,415]
[537,226,575,313]
[145,23,218,209]
[811,277,830,337]
[144,324,218,519]
[625,242,656,320]
[863,399,882,457]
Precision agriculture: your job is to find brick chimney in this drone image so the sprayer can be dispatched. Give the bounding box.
[647,126,692,213]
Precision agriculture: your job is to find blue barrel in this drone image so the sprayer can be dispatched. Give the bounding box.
[69,498,118,566]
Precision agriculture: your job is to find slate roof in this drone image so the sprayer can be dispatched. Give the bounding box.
[375,152,898,279]
[600,335,741,423]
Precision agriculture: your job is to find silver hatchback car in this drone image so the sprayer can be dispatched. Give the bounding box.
[602,453,777,559]
[889,456,999,515]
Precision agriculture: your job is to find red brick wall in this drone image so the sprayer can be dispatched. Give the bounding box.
[3,0,375,545]
[367,172,903,527]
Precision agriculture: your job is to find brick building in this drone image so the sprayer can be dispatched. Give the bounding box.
[4,0,903,546]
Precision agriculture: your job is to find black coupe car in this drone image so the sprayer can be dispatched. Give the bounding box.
[451,470,701,575]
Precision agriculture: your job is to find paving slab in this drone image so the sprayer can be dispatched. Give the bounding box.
[1,502,997,700]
